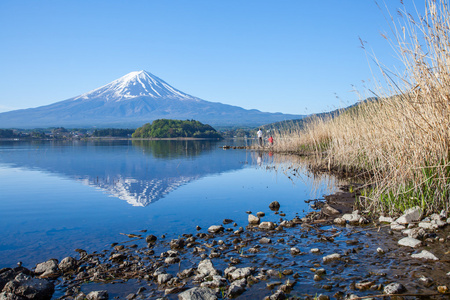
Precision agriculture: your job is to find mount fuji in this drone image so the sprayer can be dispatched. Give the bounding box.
[0,70,304,128]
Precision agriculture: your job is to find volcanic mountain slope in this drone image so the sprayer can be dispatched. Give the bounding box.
[0,70,304,128]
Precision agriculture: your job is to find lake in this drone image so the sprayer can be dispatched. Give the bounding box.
[0,139,339,269]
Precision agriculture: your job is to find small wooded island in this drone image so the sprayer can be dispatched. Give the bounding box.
[132,119,222,139]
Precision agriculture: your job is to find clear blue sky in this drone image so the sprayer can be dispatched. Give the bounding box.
[0,0,425,115]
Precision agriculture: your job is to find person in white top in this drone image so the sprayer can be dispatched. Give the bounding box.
[257,128,263,146]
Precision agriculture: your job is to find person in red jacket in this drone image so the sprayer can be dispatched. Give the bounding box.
[268,136,274,146]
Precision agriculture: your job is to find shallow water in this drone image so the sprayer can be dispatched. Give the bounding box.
[0,139,339,269]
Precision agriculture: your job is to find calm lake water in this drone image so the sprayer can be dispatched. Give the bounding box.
[0,139,338,269]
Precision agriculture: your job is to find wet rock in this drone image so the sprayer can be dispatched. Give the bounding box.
[178,287,217,300]
[396,206,422,224]
[266,281,282,289]
[259,222,275,230]
[269,201,280,211]
[379,216,394,223]
[34,259,60,278]
[0,269,16,290]
[157,273,173,285]
[411,250,439,260]
[437,285,449,293]
[196,226,201,231]
[398,237,422,248]
[165,287,187,295]
[207,225,224,234]
[259,237,272,244]
[196,259,218,278]
[114,245,125,251]
[0,291,25,300]
[165,257,180,264]
[145,235,157,244]
[355,281,374,290]
[310,248,320,254]
[58,257,77,272]
[200,275,226,288]
[383,282,406,294]
[109,253,127,262]
[316,295,330,300]
[322,253,340,263]
[419,276,433,287]
[223,219,233,224]
[2,273,55,300]
[333,217,346,226]
[257,212,265,217]
[376,247,385,254]
[227,278,246,297]
[248,214,260,225]
[290,247,301,255]
[177,268,195,279]
[268,290,285,300]
[321,204,340,215]
[230,257,241,264]
[224,266,253,280]
[315,269,326,276]
[169,238,185,249]
[86,291,108,300]
[248,247,260,253]
[313,274,322,281]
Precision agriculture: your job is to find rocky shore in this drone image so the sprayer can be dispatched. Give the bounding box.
[1,192,450,299]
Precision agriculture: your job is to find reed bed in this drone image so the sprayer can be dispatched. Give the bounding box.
[272,0,450,215]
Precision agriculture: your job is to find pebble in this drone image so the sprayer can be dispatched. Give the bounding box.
[322,253,341,263]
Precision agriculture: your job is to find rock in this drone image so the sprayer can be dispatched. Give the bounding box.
[224,267,253,280]
[86,291,108,300]
[248,214,260,225]
[321,204,340,215]
[315,268,326,275]
[355,281,374,290]
[316,295,330,300]
[227,278,246,297]
[165,257,180,264]
[58,257,77,272]
[408,227,426,239]
[177,268,195,279]
[257,212,265,217]
[0,292,24,300]
[376,247,385,254]
[207,225,224,234]
[419,222,438,230]
[290,247,301,255]
[390,222,406,231]
[200,275,226,288]
[342,211,362,224]
[196,226,201,231]
[419,276,433,287]
[384,283,406,294]
[0,269,16,290]
[437,285,449,293]
[333,217,346,226]
[259,222,275,230]
[178,287,217,300]
[157,274,173,285]
[310,248,320,254]
[145,235,157,244]
[396,206,422,224]
[34,260,60,278]
[196,259,218,277]
[269,201,280,211]
[379,216,394,223]
[259,237,272,244]
[2,273,55,300]
[223,219,233,224]
[269,290,285,300]
[411,250,439,260]
[322,253,340,263]
[169,239,185,249]
[398,237,422,248]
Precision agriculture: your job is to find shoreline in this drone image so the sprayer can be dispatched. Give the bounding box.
[1,188,449,299]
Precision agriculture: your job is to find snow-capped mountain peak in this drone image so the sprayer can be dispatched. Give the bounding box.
[75,70,197,102]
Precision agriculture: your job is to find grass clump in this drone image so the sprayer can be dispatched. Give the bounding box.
[272,0,450,216]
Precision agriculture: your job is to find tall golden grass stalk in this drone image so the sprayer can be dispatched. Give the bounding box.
[273,0,450,215]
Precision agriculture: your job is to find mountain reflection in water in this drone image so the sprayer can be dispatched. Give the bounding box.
[0,139,248,206]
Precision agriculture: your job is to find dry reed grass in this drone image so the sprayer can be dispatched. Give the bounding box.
[272,0,450,215]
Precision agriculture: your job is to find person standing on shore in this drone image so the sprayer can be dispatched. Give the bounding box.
[257,128,263,147]
[268,136,273,146]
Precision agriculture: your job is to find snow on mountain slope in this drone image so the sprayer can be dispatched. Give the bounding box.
[74,70,198,102]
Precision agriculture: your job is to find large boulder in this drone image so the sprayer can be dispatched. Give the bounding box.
[269,201,280,211]
[2,273,54,300]
[58,257,78,273]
